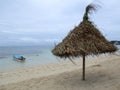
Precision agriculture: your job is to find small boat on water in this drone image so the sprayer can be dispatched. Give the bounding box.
[13,54,26,61]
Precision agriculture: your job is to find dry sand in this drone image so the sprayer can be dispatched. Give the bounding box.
[0,54,120,90]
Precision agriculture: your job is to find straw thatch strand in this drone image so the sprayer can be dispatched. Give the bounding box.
[83,4,98,21]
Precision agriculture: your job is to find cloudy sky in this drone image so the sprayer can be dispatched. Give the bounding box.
[0,0,120,46]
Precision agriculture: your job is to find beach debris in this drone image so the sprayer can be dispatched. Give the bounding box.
[52,3,117,80]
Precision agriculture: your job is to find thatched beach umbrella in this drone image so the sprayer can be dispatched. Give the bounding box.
[52,4,117,80]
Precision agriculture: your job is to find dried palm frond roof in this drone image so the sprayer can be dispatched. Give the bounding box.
[52,4,117,58]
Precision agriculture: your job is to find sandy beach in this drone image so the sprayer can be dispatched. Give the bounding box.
[0,53,120,90]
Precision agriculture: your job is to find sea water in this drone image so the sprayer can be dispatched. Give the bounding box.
[0,45,61,71]
[0,45,120,71]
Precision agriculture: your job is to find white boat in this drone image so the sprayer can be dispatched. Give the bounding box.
[13,54,26,60]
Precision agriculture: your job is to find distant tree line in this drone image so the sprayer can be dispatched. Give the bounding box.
[110,41,120,45]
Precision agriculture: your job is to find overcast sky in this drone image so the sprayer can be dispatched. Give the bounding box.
[0,0,120,46]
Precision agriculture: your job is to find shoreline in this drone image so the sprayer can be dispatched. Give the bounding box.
[0,46,119,71]
[0,53,58,71]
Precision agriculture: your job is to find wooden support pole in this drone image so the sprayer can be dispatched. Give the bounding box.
[82,55,85,80]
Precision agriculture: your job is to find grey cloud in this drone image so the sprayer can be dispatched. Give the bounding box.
[0,0,120,45]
